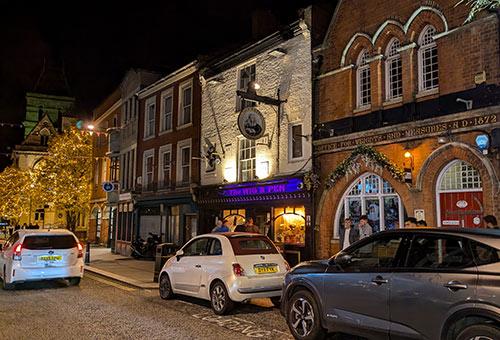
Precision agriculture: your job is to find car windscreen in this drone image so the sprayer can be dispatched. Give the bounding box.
[22,235,78,250]
[229,236,278,255]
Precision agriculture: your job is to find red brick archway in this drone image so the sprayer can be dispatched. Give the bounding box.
[316,165,411,258]
[417,143,498,228]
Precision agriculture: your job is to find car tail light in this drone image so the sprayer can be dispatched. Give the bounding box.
[232,263,245,277]
[284,261,291,271]
[77,243,83,258]
[13,243,22,261]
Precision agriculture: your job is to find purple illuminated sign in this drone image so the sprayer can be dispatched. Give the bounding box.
[221,178,303,197]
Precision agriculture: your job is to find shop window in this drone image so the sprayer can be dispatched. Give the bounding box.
[223,209,246,230]
[274,206,305,246]
[336,173,403,238]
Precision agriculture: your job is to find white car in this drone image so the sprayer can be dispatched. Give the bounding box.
[0,229,84,290]
[159,232,290,314]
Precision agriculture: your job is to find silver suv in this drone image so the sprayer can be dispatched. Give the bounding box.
[281,228,500,340]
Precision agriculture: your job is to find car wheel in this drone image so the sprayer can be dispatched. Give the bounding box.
[270,296,281,308]
[68,277,81,286]
[2,272,14,290]
[456,324,500,340]
[210,281,234,315]
[159,273,174,300]
[287,290,326,340]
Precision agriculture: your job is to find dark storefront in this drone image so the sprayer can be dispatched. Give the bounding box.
[198,176,313,266]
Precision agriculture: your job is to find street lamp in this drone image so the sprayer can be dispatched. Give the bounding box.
[236,82,287,173]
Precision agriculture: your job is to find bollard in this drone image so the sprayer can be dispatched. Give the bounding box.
[84,240,91,264]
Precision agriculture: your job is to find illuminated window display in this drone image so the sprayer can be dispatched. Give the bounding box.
[274,206,305,246]
[223,209,246,230]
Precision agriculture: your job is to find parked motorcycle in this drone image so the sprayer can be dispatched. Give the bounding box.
[130,232,160,259]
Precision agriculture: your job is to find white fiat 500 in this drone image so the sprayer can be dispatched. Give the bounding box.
[0,229,84,289]
[159,232,290,314]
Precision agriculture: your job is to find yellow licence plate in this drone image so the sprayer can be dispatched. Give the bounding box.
[39,255,62,262]
[254,264,278,274]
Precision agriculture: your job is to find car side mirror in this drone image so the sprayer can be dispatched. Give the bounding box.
[175,249,184,261]
[334,253,352,268]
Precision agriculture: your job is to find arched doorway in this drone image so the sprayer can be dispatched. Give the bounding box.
[334,173,404,238]
[436,160,483,228]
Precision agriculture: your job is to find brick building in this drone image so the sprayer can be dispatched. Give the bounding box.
[134,62,201,246]
[88,88,121,246]
[313,0,500,257]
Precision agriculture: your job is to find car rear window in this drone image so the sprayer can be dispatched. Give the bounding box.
[23,235,78,250]
[229,236,278,255]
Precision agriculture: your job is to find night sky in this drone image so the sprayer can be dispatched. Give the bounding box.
[0,0,321,169]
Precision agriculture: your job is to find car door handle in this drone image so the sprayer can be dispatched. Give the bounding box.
[195,264,201,268]
[444,281,468,291]
[371,276,388,285]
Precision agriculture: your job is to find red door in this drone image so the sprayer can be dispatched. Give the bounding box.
[439,191,483,228]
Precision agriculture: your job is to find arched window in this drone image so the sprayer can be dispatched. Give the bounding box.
[437,160,483,228]
[418,25,438,92]
[356,50,371,108]
[335,173,404,238]
[385,38,402,101]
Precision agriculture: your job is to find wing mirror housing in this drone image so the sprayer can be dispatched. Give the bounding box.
[331,253,351,267]
[175,249,184,261]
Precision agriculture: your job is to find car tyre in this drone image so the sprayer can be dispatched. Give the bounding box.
[68,277,81,286]
[159,273,174,300]
[270,296,281,308]
[456,324,500,340]
[210,281,234,315]
[287,290,326,340]
[2,272,14,291]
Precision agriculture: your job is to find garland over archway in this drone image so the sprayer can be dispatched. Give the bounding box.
[325,145,405,189]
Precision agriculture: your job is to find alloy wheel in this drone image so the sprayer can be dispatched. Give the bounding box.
[159,275,171,299]
[211,285,226,312]
[469,337,495,340]
[290,297,315,337]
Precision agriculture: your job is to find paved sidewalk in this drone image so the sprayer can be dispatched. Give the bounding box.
[84,247,158,289]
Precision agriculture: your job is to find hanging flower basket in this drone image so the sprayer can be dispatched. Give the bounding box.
[325,145,405,189]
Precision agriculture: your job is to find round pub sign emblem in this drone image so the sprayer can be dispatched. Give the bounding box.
[238,107,266,140]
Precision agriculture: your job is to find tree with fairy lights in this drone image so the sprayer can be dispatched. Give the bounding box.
[0,166,33,225]
[457,0,500,22]
[37,127,92,232]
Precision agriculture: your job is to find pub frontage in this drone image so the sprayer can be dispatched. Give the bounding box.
[197,176,314,266]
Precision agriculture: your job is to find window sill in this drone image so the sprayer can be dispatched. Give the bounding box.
[143,135,156,142]
[416,88,439,99]
[177,123,193,130]
[158,129,174,136]
[353,105,371,114]
[288,157,306,163]
[382,97,403,107]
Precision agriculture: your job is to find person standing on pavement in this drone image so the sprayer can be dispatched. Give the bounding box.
[339,218,359,250]
[358,215,372,240]
[244,217,260,233]
[212,220,230,233]
[483,215,499,229]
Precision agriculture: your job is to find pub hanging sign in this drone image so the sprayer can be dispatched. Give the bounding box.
[238,107,266,140]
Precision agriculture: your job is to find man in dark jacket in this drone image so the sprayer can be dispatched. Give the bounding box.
[339,218,359,250]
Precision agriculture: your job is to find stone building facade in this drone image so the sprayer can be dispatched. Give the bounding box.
[313,0,500,258]
[198,20,314,264]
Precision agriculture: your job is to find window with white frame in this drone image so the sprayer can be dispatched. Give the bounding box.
[178,81,192,126]
[237,63,256,111]
[159,145,172,189]
[143,150,154,191]
[239,138,256,181]
[439,160,482,191]
[160,89,173,132]
[176,139,192,186]
[418,25,439,92]
[385,39,402,101]
[356,50,371,108]
[290,123,304,160]
[144,97,156,138]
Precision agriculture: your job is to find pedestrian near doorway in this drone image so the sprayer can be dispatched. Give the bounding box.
[245,217,260,233]
[358,215,372,240]
[339,217,359,250]
[483,215,499,229]
[212,220,230,233]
